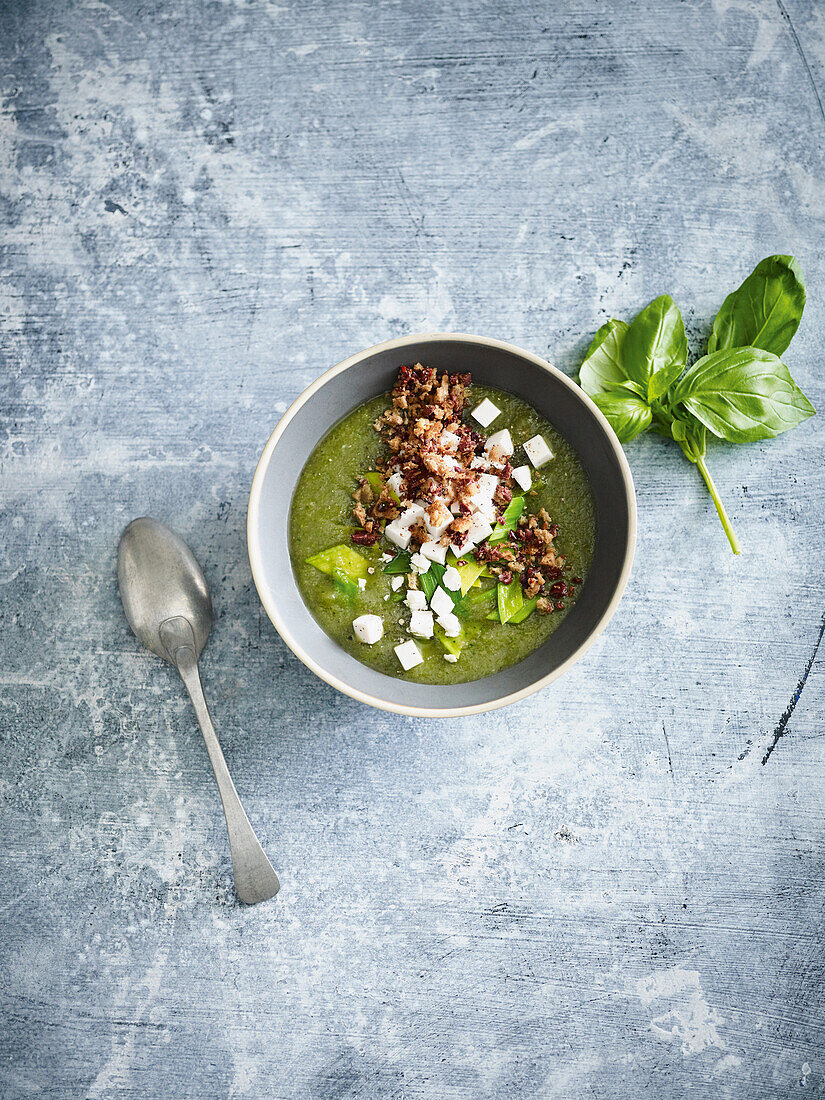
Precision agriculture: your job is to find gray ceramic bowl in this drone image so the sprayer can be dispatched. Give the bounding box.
[248,333,636,717]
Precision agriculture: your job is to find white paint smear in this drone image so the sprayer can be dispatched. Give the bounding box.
[636,967,728,1056]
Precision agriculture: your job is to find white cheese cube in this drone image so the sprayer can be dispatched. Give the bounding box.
[405,589,427,611]
[399,503,427,527]
[436,611,461,637]
[443,653,459,663]
[471,398,501,428]
[425,517,452,540]
[385,520,412,549]
[450,502,461,514]
[442,565,462,591]
[472,501,496,524]
[421,541,447,565]
[391,575,404,591]
[357,578,366,590]
[387,471,404,497]
[395,640,424,670]
[440,429,460,450]
[470,455,489,470]
[467,516,494,545]
[410,552,431,573]
[380,552,393,562]
[523,434,554,467]
[352,614,384,645]
[450,539,471,557]
[409,609,434,638]
[484,428,514,459]
[476,473,499,498]
[429,586,455,617]
[512,464,532,491]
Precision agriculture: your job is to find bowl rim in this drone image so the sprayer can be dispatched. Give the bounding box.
[247,331,636,717]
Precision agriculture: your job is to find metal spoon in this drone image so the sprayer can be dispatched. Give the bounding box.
[117,516,280,904]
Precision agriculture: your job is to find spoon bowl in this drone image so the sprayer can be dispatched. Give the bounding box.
[118,517,212,661]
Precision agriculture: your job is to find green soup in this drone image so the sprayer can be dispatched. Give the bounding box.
[289,386,595,684]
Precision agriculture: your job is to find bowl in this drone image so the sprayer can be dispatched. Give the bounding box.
[248,333,635,717]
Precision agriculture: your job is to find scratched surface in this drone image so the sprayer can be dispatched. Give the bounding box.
[1,0,824,1096]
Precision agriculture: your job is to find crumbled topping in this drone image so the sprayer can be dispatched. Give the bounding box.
[350,363,577,614]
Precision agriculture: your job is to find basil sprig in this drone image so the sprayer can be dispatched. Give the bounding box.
[579,255,815,554]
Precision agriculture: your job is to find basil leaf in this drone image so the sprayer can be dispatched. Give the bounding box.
[579,319,633,396]
[708,255,806,356]
[623,294,687,398]
[591,391,653,443]
[382,550,412,575]
[671,346,815,443]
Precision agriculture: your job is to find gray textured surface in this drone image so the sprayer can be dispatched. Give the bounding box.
[1,0,824,1096]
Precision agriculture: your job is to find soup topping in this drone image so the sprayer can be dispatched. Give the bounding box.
[304,363,583,673]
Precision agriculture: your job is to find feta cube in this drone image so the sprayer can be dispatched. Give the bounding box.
[421,541,448,565]
[467,516,494,545]
[357,578,366,590]
[385,520,412,550]
[444,653,459,663]
[440,429,460,450]
[352,614,384,645]
[391,575,404,591]
[410,552,431,573]
[399,503,427,527]
[380,552,393,562]
[471,398,501,428]
[442,565,462,591]
[523,434,554,467]
[484,428,514,459]
[472,501,497,524]
[395,640,424,671]
[387,471,404,497]
[409,609,434,638]
[429,586,455,618]
[425,517,452,540]
[405,589,427,611]
[476,473,499,498]
[512,464,532,491]
[436,611,461,637]
[470,455,489,470]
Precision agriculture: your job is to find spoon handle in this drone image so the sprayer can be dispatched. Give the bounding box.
[173,644,280,905]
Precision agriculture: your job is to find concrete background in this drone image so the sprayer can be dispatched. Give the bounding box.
[1,0,824,1096]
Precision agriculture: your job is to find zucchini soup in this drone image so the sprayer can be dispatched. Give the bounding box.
[289,364,595,684]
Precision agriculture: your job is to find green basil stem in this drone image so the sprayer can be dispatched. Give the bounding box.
[672,425,740,555]
[693,453,740,555]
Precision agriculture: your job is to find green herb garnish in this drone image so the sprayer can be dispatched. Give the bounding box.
[382,550,412,575]
[488,495,526,543]
[447,553,489,594]
[364,471,384,496]
[419,561,446,602]
[487,594,539,623]
[578,255,814,554]
[496,580,524,625]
